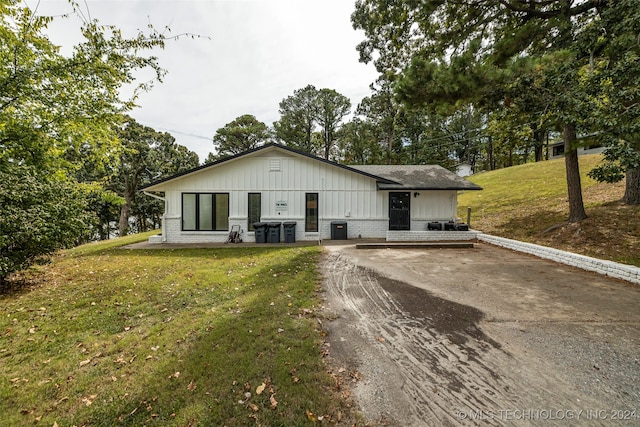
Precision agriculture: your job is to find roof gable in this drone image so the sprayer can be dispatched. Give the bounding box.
[140,143,396,191]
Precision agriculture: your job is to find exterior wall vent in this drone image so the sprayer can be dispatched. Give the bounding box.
[269,159,281,171]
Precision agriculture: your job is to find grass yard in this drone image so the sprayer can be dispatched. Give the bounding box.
[1,232,353,426]
[459,154,640,267]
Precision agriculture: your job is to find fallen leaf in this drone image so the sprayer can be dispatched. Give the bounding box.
[255,383,266,395]
[28,327,36,334]
[79,359,91,367]
[168,372,180,379]
[376,337,385,343]
[269,394,277,409]
[187,380,196,391]
[82,394,97,406]
[249,403,259,412]
[306,409,317,421]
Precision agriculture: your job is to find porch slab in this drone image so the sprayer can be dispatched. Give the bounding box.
[355,241,475,249]
[386,230,479,242]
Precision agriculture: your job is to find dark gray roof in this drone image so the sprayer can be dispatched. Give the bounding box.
[350,165,482,191]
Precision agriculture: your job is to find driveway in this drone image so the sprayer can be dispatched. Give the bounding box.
[319,242,640,426]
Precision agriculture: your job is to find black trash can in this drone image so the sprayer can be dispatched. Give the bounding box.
[253,222,267,243]
[455,223,469,231]
[330,221,348,240]
[444,222,456,231]
[427,221,443,231]
[282,222,296,243]
[267,222,281,243]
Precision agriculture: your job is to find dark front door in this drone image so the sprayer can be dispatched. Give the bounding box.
[389,192,410,230]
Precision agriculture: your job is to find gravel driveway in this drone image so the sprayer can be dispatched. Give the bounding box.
[319,242,640,426]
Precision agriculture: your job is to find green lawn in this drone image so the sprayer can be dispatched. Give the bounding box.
[459,155,640,267]
[1,233,353,426]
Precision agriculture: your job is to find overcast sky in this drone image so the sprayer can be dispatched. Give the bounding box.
[32,0,379,162]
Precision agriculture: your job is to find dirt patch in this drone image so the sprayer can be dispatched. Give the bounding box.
[319,244,640,426]
[374,272,499,349]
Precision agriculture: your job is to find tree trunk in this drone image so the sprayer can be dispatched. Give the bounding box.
[118,194,132,236]
[533,126,545,162]
[623,166,640,205]
[563,123,588,222]
[487,135,494,170]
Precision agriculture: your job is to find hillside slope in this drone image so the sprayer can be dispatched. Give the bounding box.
[458,155,640,267]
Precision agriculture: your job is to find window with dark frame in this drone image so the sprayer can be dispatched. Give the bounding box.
[248,193,261,231]
[182,193,229,231]
[305,193,318,232]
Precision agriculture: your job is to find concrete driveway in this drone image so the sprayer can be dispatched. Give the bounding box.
[319,242,640,426]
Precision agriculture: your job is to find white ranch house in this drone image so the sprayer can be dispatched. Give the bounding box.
[141,143,481,244]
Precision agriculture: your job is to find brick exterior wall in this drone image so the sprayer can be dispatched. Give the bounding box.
[386,230,479,241]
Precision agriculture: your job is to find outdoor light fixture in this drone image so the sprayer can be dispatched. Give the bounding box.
[414,192,420,198]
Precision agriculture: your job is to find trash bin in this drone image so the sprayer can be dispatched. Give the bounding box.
[427,221,443,231]
[282,222,296,243]
[455,223,469,231]
[267,222,281,243]
[444,222,456,231]
[253,222,267,243]
[330,221,348,240]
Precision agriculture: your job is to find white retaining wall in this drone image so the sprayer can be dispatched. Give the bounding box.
[478,234,640,286]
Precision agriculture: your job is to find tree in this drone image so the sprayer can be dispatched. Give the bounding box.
[584,0,640,205]
[273,85,321,155]
[113,117,199,236]
[336,118,384,164]
[353,0,610,222]
[0,0,169,280]
[212,114,270,159]
[133,132,199,231]
[356,79,398,163]
[274,85,351,159]
[0,165,91,285]
[316,88,351,160]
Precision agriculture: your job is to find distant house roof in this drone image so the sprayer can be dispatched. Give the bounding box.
[350,165,482,191]
[141,143,481,191]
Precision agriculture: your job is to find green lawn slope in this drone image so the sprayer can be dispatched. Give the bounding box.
[0,234,356,426]
[458,154,640,267]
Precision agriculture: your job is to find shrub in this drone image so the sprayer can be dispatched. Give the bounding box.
[0,164,92,284]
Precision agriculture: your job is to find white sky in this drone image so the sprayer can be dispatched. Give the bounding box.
[30,0,379,162]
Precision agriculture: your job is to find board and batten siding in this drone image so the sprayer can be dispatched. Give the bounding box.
[151,149,461,243]
[161,152,385,221]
